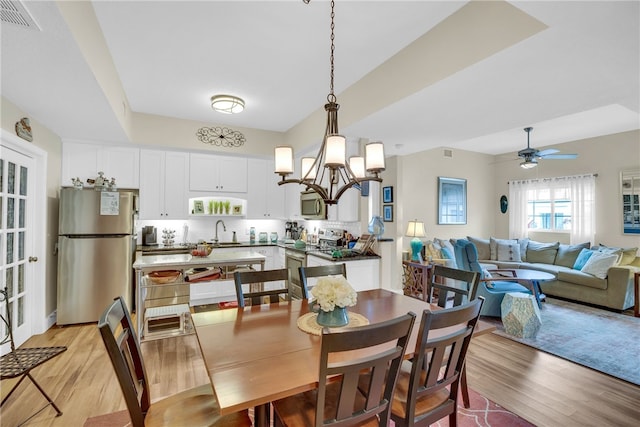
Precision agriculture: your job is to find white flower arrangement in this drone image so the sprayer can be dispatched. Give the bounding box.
[311,275,357,312]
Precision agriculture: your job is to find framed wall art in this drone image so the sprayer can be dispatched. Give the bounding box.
[382,186,393,203]
[193,200,205,214]
[383,204,394,222]
[438,177,467,225]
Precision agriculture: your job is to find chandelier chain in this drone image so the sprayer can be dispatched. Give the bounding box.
[328,0,336,103]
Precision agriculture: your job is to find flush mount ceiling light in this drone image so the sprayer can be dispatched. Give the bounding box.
[274,0,385,205]
[210,95,245,114]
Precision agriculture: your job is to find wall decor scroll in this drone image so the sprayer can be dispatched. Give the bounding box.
[196,126,245,148]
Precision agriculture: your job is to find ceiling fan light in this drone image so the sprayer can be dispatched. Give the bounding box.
[520,159,538,169]
[211,95,245,114]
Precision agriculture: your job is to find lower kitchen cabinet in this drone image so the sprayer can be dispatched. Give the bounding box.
[306,255,380,292]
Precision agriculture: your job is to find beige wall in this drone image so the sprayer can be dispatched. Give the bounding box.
[131,112,285,157]
[2,96,63,316]
[397,147,496,244]
[493,129,640,250]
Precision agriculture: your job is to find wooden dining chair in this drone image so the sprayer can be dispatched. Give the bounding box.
[429,265,480,308]
[299,263,347,294]
[428,265,480,409]
[234,268,306,307]
[98,296,251,427]
[0,287,67,426]
[272,311,416,427]
[390,298,484,427]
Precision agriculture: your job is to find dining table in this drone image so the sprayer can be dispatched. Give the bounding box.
[192,289,494,427]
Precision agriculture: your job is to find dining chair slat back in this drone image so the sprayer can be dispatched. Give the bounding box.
[429,265,480,308]
[427,265,481,409]
[390,298,484,427]
[234,268,304,307]
[273,312,417,427]
[299,263,347,294]
[98,296,251,427]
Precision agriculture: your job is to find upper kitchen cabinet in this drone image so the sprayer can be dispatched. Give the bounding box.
[189,153,247,193]
[139,150,189,219]
[61,142,140,188]
[247,159,286,219]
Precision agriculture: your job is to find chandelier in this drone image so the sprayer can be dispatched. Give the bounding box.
[274,0,385,205]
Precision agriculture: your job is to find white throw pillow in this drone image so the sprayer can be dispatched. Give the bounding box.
[580,252,619,279]
[497,241,521,262]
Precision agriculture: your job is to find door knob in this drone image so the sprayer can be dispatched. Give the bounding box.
[28,256,38,262]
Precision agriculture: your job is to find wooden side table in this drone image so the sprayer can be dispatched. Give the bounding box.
[634,271,639,318]
[402,260,432,301]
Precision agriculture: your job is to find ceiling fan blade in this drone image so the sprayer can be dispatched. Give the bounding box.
[541,153,578,159]
[535,148,559,157]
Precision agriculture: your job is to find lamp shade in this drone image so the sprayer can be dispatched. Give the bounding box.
[301,157,317,180]
[274,146,294,174]
[325,135,346,167]
[349,156,365,178]
[365,142,385,172]
[405,220,426,237]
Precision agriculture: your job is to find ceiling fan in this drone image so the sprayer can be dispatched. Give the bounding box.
[517,127,578,169]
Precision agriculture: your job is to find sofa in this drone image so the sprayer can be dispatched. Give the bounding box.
[424,237,639,312]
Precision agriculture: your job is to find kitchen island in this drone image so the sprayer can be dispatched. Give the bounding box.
[133,250,266,342]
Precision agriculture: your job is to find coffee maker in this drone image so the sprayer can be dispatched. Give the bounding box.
[142,226,157,246]
[285,221,299,240]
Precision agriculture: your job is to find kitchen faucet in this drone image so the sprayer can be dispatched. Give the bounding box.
[214,220,226,245]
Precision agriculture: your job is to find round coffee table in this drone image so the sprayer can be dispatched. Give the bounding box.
[491,269,555,307]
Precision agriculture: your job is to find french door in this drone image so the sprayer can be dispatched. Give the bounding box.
[0,143,36,351]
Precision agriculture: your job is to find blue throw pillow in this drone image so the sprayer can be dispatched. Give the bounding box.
[440,247,453,260]
[573,248,594,270]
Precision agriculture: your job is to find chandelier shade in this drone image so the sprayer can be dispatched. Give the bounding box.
[273,0,385,205]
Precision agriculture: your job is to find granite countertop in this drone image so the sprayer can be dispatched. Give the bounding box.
[138,241,280,254]
[133,250,267,270]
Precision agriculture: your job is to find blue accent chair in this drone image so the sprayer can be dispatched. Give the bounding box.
[453,239,531,317]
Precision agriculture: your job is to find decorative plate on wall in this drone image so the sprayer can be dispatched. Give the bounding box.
[500,195,508,214]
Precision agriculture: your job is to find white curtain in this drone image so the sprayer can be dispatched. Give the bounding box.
[508,179,530,239]
[508,174,596,244]
[568,174,596,244]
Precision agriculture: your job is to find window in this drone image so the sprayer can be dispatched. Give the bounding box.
[527,187,572,231]
[509,174,595,244]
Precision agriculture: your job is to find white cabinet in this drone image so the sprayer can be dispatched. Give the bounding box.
[62,141,140,188]
[139,150,189,219]
[306,255,380,292]
[189,153,247,192]
[247,159,286,219]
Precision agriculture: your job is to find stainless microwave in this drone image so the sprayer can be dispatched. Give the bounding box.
[300,191,326,220]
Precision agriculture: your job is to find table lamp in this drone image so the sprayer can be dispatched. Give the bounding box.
[406,220,426,261]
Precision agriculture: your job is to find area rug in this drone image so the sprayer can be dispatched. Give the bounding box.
[83,387,533,427]
[486,297,640,385]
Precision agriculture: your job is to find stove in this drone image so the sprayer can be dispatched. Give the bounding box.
[318,228,346,251]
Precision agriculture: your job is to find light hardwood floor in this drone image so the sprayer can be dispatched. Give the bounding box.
[2,321,639,427]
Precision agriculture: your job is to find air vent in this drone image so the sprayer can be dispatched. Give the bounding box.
[443,149,453,158]
[1,0,40,30]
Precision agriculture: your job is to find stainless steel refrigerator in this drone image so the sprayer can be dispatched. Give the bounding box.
[57,188,137,325]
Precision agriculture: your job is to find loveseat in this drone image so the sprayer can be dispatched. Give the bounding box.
[425,237,639,312]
